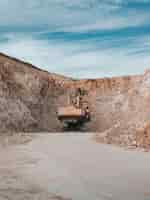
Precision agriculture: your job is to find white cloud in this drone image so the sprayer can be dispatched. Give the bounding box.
[0,0,150,78]
[61,13,150,32]
[0,0,149,32]
[1,33,150,78]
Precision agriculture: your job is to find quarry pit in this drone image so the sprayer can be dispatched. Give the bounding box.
[1,53,150,199]
[0,53,150,148]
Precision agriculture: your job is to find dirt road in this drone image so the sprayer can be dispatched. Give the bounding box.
[0,133,150,200]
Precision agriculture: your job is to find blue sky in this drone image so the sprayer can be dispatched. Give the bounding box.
[0,0,150,78]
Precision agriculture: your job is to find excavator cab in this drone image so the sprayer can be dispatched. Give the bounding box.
[57,88,90,129]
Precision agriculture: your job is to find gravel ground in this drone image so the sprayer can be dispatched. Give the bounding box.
[0,133,150,200]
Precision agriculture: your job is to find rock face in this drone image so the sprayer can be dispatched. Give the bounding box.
[1,52,150,148]
[0,53,69,132]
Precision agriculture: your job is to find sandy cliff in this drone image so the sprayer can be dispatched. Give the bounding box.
[1,53,150,148]
[0,53,67,132]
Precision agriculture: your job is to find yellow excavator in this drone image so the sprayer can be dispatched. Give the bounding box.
[57,88,90,129]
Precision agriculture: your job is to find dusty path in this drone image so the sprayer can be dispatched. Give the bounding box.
[0,133,150,200]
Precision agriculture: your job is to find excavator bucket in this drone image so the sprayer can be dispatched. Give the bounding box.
[58,106,84,119]
[57,88,90,128]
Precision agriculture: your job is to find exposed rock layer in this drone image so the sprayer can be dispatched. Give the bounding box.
[1,53,150,148]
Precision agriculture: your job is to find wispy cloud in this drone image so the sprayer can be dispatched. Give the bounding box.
[0,0,149,31]
[0,0,150,78]
[1,32,150,78]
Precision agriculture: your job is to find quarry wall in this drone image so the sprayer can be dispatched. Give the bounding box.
[0,53,150,148]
